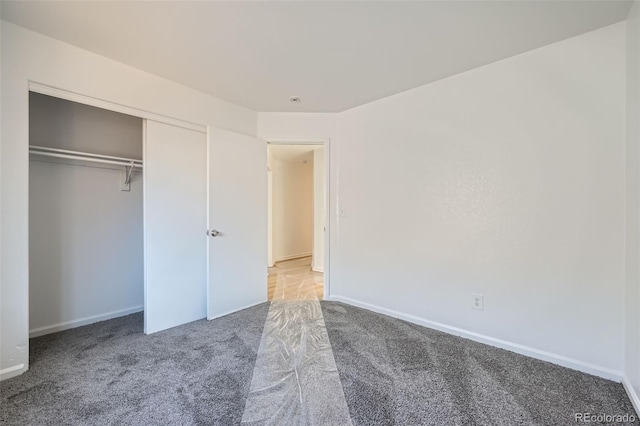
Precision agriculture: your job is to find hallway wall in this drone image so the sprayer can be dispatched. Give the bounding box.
[271,156,314,262]
[313,148,325,272]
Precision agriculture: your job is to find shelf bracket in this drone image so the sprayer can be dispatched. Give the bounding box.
[121,162,135,191]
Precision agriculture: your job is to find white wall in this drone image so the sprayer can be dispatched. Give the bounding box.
[625,0,640,408]
[1,22,256,380]
[29,162,143,335]
[335,23,625,377]
[0,12,4,379]
[313,148,325,272]
[266,148,275,267]
[257,113,337,142]
[271,156,314,262]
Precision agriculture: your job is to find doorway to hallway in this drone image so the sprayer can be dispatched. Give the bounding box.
[267,143,325,300]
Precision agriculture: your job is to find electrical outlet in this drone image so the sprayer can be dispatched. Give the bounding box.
[472,294,484,311]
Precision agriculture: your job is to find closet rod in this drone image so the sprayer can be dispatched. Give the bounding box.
[29,145,143,165]
[30,151,143,168]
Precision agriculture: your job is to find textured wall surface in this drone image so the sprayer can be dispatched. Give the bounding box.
[335,23,625,375]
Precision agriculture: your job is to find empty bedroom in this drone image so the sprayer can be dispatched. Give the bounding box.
[1,1,640,425]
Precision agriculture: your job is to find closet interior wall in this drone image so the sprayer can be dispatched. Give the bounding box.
[29,92,144,337]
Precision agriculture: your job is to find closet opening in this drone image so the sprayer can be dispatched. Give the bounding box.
[28,92,145,342]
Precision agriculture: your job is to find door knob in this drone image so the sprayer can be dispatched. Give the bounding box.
[207,229,222,237]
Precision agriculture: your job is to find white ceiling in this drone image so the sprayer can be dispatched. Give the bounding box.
[269,144,320,163]
[1,1,632,112]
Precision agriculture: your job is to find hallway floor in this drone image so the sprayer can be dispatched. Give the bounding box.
[267,256,323,301]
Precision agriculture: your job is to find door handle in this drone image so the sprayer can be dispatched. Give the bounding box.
[207,229,222,237]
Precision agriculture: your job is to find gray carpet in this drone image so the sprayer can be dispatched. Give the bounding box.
[0,304,269,425]
[320,301,639,426]
[1,301,638,425]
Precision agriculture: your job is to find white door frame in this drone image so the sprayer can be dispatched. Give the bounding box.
[29,82,207,133]
[265,137,331,299]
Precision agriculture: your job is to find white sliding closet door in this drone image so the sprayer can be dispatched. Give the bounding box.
[144,120,207,334]
[208,128,267,319]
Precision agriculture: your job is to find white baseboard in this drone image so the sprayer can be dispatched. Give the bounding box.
[207,300,266,321]
[275,252,312,263]
[623,376,640,416]
[29,305,144,338]
[312,267,324,273]
[0,363,26,381]
[327,295,623,382]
